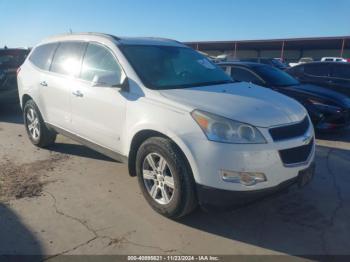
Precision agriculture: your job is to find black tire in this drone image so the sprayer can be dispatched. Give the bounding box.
[23,99,56,148]
[136,137,197,218]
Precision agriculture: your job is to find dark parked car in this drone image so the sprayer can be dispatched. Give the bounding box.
[219,62,350,131]
[240,57,289,70]
[0,48,29,105]
[286,62,350,97]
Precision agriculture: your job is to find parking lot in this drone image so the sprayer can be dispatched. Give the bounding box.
[0,105,350,259]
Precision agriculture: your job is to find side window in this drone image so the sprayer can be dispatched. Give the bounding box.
[331,65,350,80]
[231,67,263,84]
[29,43,58,70]
[80,43,122,85]
[304,64,329,77]
[50,42,86,77]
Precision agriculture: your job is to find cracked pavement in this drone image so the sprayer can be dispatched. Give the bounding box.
[1,106,350,259]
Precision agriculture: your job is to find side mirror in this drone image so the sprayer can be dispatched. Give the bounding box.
[91,71,128,90]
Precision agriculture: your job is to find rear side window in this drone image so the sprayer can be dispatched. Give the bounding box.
[50,42,86,77]
[304,64,329,77]
[29,43,58,70]
[231,66,263,84]
[80,43,122,82]
[331,64,350,80]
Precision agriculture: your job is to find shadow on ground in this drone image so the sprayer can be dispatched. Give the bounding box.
[0,203,43,259]
[47,143,115,162]
[179,145,350,257]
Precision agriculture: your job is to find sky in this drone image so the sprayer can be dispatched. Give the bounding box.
[1,0,350,47]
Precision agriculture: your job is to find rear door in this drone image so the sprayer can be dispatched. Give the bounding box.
[70,42,127,152]
[42,41,87,129]
[329,64,350,96]
[27,43,59,119]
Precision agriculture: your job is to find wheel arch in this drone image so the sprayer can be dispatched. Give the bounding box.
[22,94,33,109]
[127,129,196,181]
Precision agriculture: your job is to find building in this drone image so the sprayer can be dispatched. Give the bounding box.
[185,36,350,62]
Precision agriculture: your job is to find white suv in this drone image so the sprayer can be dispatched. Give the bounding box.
[17,33,315,218]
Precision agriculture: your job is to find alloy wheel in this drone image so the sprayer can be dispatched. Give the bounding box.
[26,108,40,140]
[142,153,175,205]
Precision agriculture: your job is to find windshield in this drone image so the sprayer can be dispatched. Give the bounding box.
[253,65,299,87]
[120,45,233,90]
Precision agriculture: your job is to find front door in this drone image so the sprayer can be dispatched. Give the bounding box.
[70,43,126,153]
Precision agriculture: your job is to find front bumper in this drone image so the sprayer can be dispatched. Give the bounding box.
[181,126,315,192]
[197,162,315,209]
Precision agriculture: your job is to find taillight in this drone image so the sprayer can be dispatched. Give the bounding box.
[17,67,21,76]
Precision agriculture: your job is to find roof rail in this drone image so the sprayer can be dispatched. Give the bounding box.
[147,37,181,44]
[75,32,120,41]
[46,32,120,41]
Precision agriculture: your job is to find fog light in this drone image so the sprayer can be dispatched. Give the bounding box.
[221,170,266,186]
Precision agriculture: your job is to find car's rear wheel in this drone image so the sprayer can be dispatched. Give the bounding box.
[23,99,56,147]
[136,137,197,218]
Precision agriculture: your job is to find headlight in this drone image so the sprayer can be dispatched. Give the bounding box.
[308,99,341,112]
[191,109,266,144]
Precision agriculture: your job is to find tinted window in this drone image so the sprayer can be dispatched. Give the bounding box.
[331,64,350,80]
[304,64,329,77]
[252,65,299,87]
[120,45,232,90]
[50,42,86,77]
[80,43,122,83]
[287,65,304,76]
[29,43,58,70]
[230,67,263,84]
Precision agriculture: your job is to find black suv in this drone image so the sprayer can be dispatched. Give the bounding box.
[219,62,350,131]
[0,48,29,105]
[286,62,350,97]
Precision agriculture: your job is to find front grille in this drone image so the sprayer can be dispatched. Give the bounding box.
[279,138,314,166]
[269,117,310,141]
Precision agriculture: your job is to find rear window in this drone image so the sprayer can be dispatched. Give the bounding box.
[29,43,58,70]
[304,64,329,77]
[50,42,86,77]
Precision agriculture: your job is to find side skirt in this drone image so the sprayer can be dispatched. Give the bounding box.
[46,123,128,164]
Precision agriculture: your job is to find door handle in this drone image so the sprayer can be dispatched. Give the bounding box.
[72,90,84,97]
[40,81,48,87]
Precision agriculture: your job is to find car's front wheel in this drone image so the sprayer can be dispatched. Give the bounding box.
[23,99,56,147]
[136,137,197,218]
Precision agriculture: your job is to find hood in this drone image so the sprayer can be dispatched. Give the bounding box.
[285,84,350,107]
[159,82,307,128]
